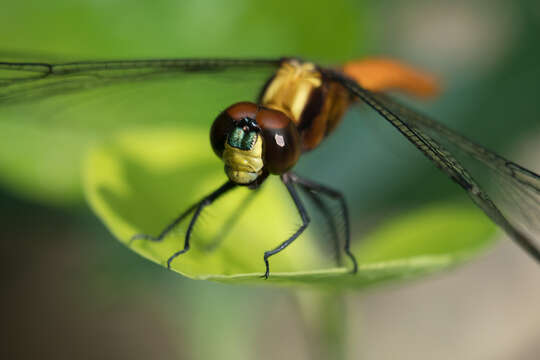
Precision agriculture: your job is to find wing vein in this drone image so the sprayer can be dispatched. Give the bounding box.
[325,69,540,263]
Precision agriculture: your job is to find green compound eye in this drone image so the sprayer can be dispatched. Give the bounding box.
[228,127,257,150]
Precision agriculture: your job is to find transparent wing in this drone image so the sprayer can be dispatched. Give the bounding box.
[0,58,282,105]
[327,70,540,262]
[0,57,283,132]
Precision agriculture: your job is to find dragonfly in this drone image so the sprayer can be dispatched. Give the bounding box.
[1,56,539,278]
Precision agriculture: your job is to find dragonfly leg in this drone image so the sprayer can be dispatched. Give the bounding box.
[165,180,237,269]
[289,173,358,273]
[128,180,236,268]
[262,173,311,279]
[297,185,343,266]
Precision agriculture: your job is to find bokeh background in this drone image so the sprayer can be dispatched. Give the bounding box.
[1,0,540,359]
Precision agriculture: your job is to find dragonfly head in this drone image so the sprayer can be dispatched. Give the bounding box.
[210,102,301,185]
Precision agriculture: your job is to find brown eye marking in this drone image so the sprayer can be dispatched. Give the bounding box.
[225,101,258,121]
[256,107,292,129]
[256,107,301,174]
[210,112,233,157]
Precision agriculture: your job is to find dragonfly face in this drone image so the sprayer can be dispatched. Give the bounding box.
[210,101,301,185]
[222,117,264,185]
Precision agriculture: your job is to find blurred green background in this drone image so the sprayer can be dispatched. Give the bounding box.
[1,0,540,359]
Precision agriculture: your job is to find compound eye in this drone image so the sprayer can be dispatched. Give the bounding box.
[210,102,258,157]
[256,108,301,174]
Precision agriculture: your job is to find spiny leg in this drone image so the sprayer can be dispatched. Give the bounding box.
[289,173,358,273]
[166,180,237,269]
[298,186,343,266]
[262,173,311,279]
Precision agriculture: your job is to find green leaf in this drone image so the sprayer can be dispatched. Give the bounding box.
[84,127,497,288]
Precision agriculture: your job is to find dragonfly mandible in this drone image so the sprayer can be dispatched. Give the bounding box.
[1,56,539,278]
